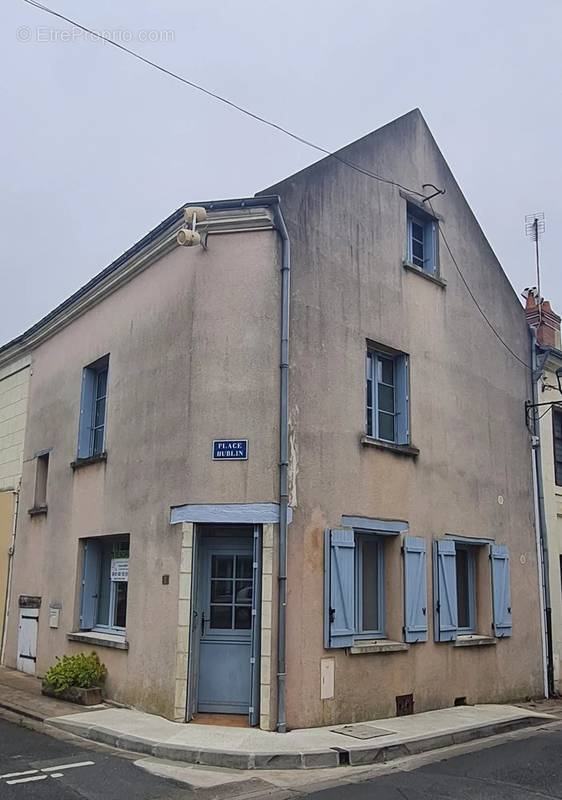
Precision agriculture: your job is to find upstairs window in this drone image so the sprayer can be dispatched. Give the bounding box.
[77,355,109,459]
[553,409,562,486]
[366,348,409,445]
[407,204,438,274]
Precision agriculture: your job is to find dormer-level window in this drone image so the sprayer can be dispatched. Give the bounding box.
[407,204,438,275]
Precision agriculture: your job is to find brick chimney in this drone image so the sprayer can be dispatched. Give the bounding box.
[525,291,561,349]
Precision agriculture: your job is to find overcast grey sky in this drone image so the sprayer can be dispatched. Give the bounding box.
[1,0,560,344]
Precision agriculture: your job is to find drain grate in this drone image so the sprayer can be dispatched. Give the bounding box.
[331,724,393,740]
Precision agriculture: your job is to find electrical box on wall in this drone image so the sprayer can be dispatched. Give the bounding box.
[48,606,60,629]
[320,657,335,700]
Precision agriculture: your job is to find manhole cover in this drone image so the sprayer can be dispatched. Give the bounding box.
[331,724,393,740]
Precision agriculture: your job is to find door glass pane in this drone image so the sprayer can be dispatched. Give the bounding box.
[235,606,252,630]
[212,555,233,578]
[236,555,252,578]
[210,605,232,629]
[235,580,252,604]
[114,582,128,628]
[361,539,380,632]
[456,549,470,628]
[211,580,233,603]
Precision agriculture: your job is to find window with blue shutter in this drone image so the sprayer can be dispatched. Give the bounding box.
[324,529,355,648]
[407,204,438,275]
[491,544,512,638]
[403,536,428,643]
[366,349,410,445]
[80,539,102,630]
[80,536,130,633]
[77,355,109,459]
[433,539,458,642]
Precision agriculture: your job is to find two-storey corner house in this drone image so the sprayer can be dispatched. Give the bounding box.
[0,351,31,668]
[2,109,544,732]
[526,292,562,694]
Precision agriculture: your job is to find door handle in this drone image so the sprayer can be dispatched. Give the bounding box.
[201,612,206,635]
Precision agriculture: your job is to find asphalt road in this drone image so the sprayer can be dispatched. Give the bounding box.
[0,717,189,799]
[304,723,562,799]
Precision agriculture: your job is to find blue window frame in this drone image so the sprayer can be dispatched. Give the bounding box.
[77,355,109,459]
[355,534,385,639]
[366,349,409,444]
[455,543,476,634]
[407,204,438,274]
[79,535,129,635]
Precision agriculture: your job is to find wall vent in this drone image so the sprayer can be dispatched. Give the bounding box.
[396,693,414,716]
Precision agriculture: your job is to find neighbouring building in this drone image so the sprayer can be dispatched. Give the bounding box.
[0,354,31,665]
[526,291,562,693]
[2,109,544,730]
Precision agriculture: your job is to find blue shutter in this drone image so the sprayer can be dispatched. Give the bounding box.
[403,536,427,642]
[324,529,355,648]
[430,220,438,273]
[80,539,101,630]
[77,368,95,458]
[491,544,512,637]
[434,539,457,642]
[395,356,409,445]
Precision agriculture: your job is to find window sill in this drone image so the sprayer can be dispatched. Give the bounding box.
[403,261,447,288]
[70,452,107,471]
[67,631,128,650]
[454,634,496,648]
[28,505,48,517]
[361,436,420,458]
[349,639,409,655]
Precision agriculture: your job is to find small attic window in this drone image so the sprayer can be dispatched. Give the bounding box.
[407,204,438,275]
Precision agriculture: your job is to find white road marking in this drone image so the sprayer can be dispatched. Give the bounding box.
[7,775,48,785]
[41,760,95,772]
[49,773,64,778]
[0,769,39,779]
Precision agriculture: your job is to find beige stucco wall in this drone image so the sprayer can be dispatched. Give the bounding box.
[5,227,281,717]
[264,108,544,727]
[538,358,562,690]
[0,357,30,654]
[0,357,30,492]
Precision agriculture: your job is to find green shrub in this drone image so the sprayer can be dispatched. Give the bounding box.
[43,652,107,694]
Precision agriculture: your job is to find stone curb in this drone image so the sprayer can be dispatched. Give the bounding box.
[0,699,46,723]
[47,713,553,771]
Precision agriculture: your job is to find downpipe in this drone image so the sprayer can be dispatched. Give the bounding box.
[272,200,290,733]
[530,327,555,697]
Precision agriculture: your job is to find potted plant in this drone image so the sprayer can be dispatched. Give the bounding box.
[42,652,107,705]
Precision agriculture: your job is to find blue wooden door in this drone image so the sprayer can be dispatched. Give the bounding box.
[197,537,254,714]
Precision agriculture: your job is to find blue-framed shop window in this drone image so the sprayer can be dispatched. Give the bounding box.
[407,204,438,274]
[455,543,476,634]
[366,349,409,444]
[355,534,385,639]
[77,355,109,458]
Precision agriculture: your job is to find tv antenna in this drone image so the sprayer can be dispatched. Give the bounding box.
[525,212,546,323]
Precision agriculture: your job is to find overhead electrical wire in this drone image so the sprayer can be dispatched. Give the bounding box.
[21,0,533,372]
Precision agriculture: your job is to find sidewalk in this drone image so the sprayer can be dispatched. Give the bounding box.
[48,703,554,770]
[0,665,92,721]
[0,666,555,771]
